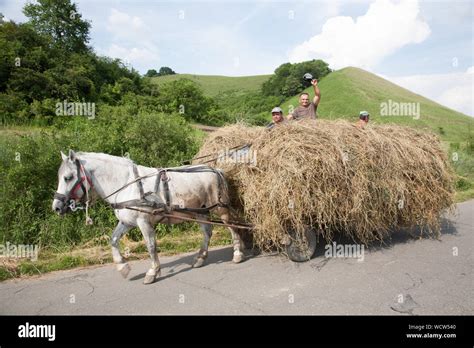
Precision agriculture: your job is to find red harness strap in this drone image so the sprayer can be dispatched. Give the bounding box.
[69,162,93,201]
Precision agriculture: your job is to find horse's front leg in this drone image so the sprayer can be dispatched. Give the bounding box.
[137,219,161,285]
[111,221,133,278]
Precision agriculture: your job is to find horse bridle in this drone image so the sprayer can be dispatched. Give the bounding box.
[54,159,93,210]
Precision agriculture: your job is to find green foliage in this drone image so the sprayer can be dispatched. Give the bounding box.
[0,106,202,251]
[158,67,176,76]
[455,177,472,191]
[0,21,55,94]
[450,145,474,184]
[0,132,87,247]
[145,67,176,77]
[0,17,141,126]
[466,133,474,154]
[213,89,283,126]
[23,0,91,53]
[445,137,474,201]
[0,92,29,124]
[262,59,331,97]
[450,142,460,151]
[145,69,159,77]
[125,112,201,167]
[156,78,216,124]
[150,73,284,125]
[128,112,199,159]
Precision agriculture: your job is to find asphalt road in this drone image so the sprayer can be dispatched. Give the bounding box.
[1,200,472,315]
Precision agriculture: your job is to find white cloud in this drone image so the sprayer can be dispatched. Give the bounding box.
[324,0,344,18]
[102,8,159,71]
[289,0,431,70]
[182,25,284,76]
[106,8,146,41]
[105,44,158,67]
[382,67,473,116]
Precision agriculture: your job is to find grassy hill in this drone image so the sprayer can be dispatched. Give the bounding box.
[152,69,473,144]
[280,67,474,143]
[150,74,271,97]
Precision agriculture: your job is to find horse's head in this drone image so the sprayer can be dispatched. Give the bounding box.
[52,150,92,215]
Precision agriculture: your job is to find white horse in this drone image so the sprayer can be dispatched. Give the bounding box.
[52,150,245,284]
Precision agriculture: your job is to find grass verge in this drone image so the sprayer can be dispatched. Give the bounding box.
[0,226,232,281]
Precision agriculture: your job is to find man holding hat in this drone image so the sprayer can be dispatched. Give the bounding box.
[287,79,321,121]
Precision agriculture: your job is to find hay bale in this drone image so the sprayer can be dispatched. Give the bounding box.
[194,119,455,250]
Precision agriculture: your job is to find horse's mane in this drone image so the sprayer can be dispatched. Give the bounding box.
[77,152,135,167]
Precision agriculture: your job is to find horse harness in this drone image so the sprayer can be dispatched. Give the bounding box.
[55,158,252,230]
[107,164,229,218]
[54,159,93,208]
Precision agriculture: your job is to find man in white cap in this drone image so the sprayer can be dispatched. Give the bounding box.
[356,111,370,129]
[266,106,286,130]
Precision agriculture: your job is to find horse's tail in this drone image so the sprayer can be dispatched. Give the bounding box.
[214,168,230,206]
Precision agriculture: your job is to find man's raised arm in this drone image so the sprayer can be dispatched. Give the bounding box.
[312,79,321,106]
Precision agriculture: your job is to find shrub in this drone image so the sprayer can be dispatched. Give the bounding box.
[0,107,202,251]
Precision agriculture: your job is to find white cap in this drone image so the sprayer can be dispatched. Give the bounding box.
[271,107,283,114]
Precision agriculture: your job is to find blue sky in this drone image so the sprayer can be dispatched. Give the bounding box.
[1,0,472,115]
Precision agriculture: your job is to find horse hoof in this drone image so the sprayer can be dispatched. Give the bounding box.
[233,253,244,263]
[143,274,156,285]
[117,263,131,278]
[193,257,206,268]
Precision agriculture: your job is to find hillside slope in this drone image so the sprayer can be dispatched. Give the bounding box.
[150,74,271,96]
[280,67,473,143]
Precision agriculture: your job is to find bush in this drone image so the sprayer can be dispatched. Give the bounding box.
[0,107,202,251]
[213,90,283,126]
[0,92,29,125]
[125,111,202,167]
[456,177,472,191]
[156,79,215,124]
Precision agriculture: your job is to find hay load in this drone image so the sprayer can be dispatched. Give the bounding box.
[194,120,455,252]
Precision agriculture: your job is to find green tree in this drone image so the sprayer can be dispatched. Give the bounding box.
[157,79,214,123]
[145,69,159,77]
[23,0,91,52]
[281,75,302,97]
[0,21,54,92]
[158,66,176,76]
[0,19,142,124]
[262,59,331,97]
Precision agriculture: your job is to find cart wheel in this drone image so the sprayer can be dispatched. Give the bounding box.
[285,226,317,262]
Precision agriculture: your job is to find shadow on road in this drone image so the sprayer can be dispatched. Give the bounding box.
[129,246,248,282]
[311,217,459,259]
[129,216,459,281]
[367,217,458,253]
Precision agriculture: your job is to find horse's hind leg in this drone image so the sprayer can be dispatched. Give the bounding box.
[219,208,245,263]
[111,221,132,278]
[193,216,213,268]
[137,219,161,285]
[229,226,245,263]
